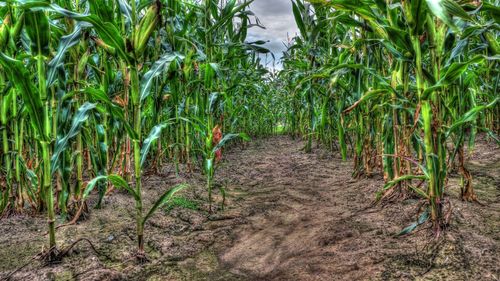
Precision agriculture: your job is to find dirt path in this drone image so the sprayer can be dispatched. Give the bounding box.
[217,136,381,279]
[0,136,498,280]
[213,136,499,280]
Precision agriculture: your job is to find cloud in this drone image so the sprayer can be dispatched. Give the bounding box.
[251,0,292,16]
[246,0,298,67]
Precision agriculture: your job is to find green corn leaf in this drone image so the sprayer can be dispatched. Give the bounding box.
[384,26,412,52]
[376,175,429,201]
[0,53,46,140]
[446,38,468,66]
[409,0,427,35]
[83,88,138,140]
[107,175,139,201]
[82,175,108,200]
[482,3,500,24]
[408,185,430,199]
[51,102,96,173]
[311,0,387,39]
[397,209,429,236]
[1,90,14,123]
[343,89,387,114]
[140,53,184,102]
[425,0,472,32]
[442,0,473,21]
[386,175,429,190]
[204,158,214,176]
[24,9,50,56]
[222,0,237,17]
[292,1,307,40]
[47,23,84,87]
[402,0,427,36]
[83,19,130,63]
[422,55,490,99]
[243,43,272,54]
[425,0,456,31]
[20,2,132,63]
[440,55,484,84]
[83,174,138,201]
[208,92,219,114]
[82,88,115,105]
[142,184,189,226]
[208,0,253,32]
[212,133,250,154]
[140,124,167,168]
[446,98,499,138]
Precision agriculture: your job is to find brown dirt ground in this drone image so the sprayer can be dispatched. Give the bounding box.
[0,136,498,281]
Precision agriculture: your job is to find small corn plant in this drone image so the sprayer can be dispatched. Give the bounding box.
[84,174,187,258]
[83,123,188,258]
[190,117,249,212]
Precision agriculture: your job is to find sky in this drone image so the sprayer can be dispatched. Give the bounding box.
[246,0,298,69]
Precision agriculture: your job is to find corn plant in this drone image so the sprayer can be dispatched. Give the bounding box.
[282,0,499,235]
[0,0,271,261]
[83,175,187,257]
[1,0,496,267]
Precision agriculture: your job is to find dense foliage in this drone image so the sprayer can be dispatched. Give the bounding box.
[280,0,499,235]
[0,0,274,259]
[0,0,498,263]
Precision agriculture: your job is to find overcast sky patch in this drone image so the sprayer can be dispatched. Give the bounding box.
[247,0,298,68]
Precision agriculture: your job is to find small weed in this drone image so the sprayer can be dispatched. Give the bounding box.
[165,197,199,213]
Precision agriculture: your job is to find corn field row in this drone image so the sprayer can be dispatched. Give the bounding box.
[281,0,499,235]
[0,0,498,263]
[0,0,279,260]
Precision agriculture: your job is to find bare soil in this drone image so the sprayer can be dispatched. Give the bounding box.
[0,136,498,281]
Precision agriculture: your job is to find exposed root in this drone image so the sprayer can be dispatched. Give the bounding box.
[0,204,22,219]
[1,238,109,280]
[58,238,103,260]
[36,246,61,264]
[419,237,445,276]
[134,251,150,264]
[36,238,104,265]
[122,250,151,264]
[55,201,89,230]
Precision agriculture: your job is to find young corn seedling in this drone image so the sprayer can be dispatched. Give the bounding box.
[83,174,187,259]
